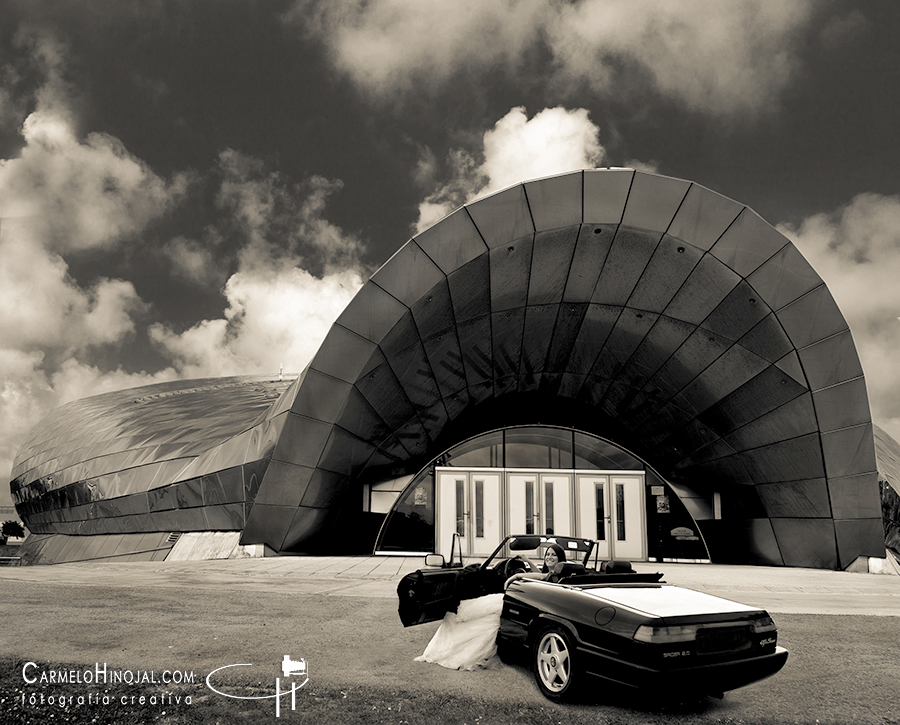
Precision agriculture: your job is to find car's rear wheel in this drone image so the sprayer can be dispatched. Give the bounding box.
[532,627,578,701]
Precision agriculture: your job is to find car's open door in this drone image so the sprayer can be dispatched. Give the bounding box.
[397,566,467,627]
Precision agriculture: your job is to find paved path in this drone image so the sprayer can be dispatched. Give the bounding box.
[0,555,898,615]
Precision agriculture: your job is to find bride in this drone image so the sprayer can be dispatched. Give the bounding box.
[414,545,567,670]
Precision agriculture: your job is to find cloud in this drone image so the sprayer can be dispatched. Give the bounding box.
[149,266,363,379]
[0,31,186,252]
[217,149,363,276]
[416,106,605,231]
[779,193,900,442]
[150,149,366,378]
[163,235,226,287]
[286,0,820,115]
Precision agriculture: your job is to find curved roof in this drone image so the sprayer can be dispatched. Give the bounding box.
[248,169,882,567]
[10,169,885,569]
[11,375,291,516]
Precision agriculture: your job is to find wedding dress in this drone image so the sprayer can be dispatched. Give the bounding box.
[414,593,505,671]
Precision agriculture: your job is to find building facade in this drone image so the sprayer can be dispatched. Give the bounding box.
[10,169,888,569]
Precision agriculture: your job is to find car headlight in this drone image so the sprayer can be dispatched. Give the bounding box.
[633,624,700,643]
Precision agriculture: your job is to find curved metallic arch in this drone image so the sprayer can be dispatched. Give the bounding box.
[248,168,883,568]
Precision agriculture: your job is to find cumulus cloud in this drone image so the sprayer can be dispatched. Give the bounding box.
[149,149,366,378]
[285,0,820,115]
[163,235,226,287]
[780,194,900,442]
[0,32,186,252]
[149,266,363,379]
[416,106,605,231]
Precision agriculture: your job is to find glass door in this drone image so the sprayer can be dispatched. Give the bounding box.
[435,469,501,558]
[508,472,572,537]
[576,474,645,560]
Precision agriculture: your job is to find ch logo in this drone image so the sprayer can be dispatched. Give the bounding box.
[206,655,310,718]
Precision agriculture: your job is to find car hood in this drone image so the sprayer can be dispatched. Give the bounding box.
[577,584,762,618]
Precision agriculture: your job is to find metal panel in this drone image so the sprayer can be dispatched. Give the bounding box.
[771,518,837,569]
[621,172,691,234]
[834,518,887,568]
[583,168,633,224]
[591,228,660,307]
[590,308,659,409]
[563,224,616,303]
[565,304,620,377]
[627,235,704,313]
[289,370,352,423]
[456,315,494,404]
[414,207,488,275]
[418,399,451,441]
[664,253,742,325]
[723,393,818,451]
[148,485,178,512]
[411,278,456,340]
[821,424,877,479]
[385,339,443,412]
[280,506,335,551]
[490,235,533,312]
[316,427,378,476]
[667,183,744,251]
[747,243,822,311]
[701,281,771,342]
[447,253,491,323]
[756,479,832,518]
[710,208,790,277]
[525,171,582,231]
[775,351,807,386]
[736,313,794,363]
[519,304,559,381]
[420,327,469,399]
[271,414,333,468]
[241,504,297,550]
[334,281,409,344]
[254,461,313,507]
[380,310,422,359]
[674,345,771,416]
[812,378,871,433]
[544,303,589,374]
[798,331,864,391]
[175,478,203,508]
[672,452,754,485]
[203,504,244,530]
[646,327,734,401]
[371,241,446,308]
[614,315,696,392]
[528,226,579,305]
[310,324,378,384]
[828,472,882,519]
[354,354,417,430]
[466,184,534,249]
[491,307,526,382]
[738,433,826,482]
[300,470,348,509]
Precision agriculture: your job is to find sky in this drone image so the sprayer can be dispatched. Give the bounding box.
[2,0,900,507]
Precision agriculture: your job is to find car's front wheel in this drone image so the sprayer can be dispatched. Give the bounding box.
[532,627,578,701]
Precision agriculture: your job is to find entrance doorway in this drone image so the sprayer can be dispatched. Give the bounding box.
[435,468,646,560]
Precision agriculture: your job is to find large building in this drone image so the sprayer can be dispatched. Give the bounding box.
[10,169,894,570]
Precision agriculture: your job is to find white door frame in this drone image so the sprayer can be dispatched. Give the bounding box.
[435,467,646,560]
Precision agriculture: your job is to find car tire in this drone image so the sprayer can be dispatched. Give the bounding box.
[532,626,579,701]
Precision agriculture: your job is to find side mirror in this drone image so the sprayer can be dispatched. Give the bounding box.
[424,554,445,568]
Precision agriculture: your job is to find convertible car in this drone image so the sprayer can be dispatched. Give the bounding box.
[397,534,788,701]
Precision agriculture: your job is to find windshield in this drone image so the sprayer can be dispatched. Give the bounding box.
[482,534,595,570]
